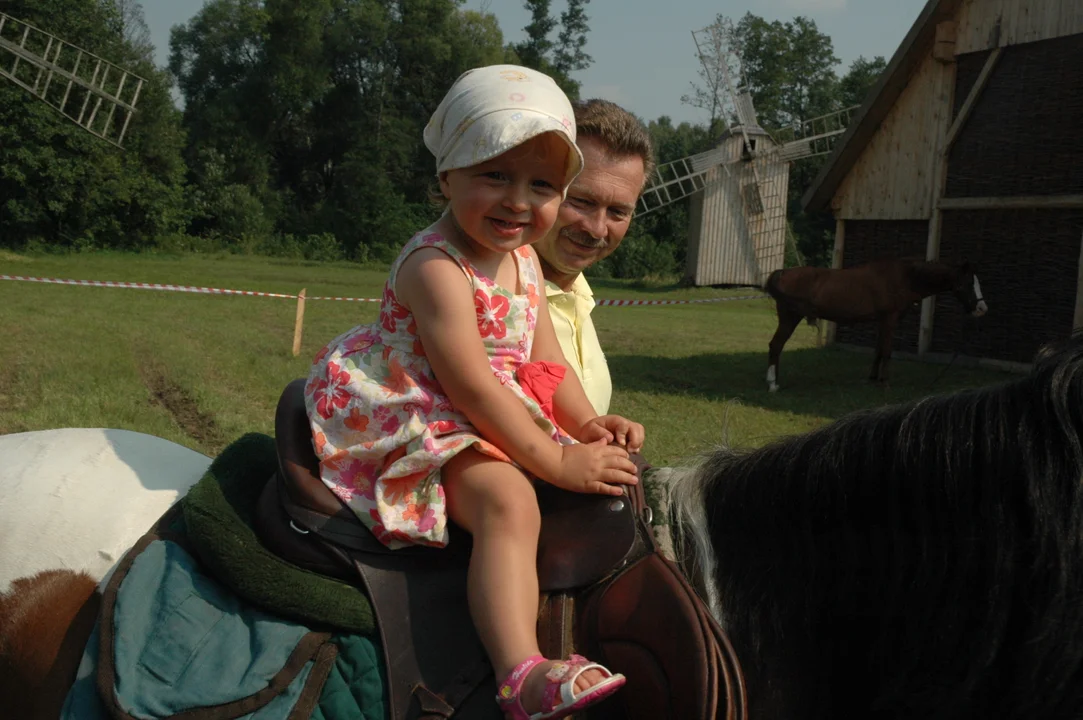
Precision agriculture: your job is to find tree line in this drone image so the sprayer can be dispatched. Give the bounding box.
[0,0,885,274]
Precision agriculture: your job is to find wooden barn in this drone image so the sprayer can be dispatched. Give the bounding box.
[803,0,1083,368]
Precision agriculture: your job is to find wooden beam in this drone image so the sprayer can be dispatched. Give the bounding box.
[1075,231,1083,331]
[945,47,1002,152]
[939,194,1083,210]
[919,52,958,356]
[933,21,957,63]
[825,217,845,345]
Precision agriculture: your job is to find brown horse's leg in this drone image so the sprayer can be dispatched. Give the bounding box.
[0,570,99,719]
[768,306,802,392]
[871,314,899,383]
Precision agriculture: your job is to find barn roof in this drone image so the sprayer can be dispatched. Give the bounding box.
[802,0,961,213]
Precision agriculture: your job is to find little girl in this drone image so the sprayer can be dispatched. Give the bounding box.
[305,64,645,719]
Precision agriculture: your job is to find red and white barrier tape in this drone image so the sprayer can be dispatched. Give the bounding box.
[0,274,764,306]
[596,295,763,306]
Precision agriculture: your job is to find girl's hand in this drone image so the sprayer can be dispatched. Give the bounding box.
[549,439,639,496]
[579,415,645,454]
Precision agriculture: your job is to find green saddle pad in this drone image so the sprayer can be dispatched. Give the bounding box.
[181,432,374,633]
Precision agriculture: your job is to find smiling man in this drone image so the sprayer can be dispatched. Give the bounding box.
[537,99,655,415]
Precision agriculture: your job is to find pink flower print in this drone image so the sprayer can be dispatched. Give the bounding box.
[330,483,356,504]
[372,406,393,424]
[343,328,379,354]
[403,389,435,417]
[382,413,402,434]
[403,503,437,534]
[311,361,352,419]
[476,290,510,339]
[312,344,331,365]
[526,282,539,309]
[380,286,410,333]
[338,459,375,496]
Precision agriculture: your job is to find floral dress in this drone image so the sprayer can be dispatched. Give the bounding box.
[305,227,570,550]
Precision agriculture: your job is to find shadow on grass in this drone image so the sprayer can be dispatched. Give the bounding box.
[609,345,1016,419]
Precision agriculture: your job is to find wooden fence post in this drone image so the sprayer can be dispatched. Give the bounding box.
[292,288,306,357]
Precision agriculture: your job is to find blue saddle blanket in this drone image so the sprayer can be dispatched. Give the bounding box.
[60,533,387,719]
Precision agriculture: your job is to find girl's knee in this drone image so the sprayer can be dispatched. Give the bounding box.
[444,449,539,535]
[483,480,540,533]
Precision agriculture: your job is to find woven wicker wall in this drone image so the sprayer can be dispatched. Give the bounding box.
[947,35,1083,198]
[836,33,1083,363]
[836,220,928,352]
[933,209,1081,363]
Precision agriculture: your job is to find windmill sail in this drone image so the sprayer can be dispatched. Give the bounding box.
[0,12,145,147]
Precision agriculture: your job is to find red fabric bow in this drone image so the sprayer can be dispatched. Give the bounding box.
[517,360,566,428]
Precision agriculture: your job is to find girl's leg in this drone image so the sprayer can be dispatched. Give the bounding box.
[442,447,605,714]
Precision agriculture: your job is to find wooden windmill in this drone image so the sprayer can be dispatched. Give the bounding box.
[640,19,857,287]
[0,11,145,147]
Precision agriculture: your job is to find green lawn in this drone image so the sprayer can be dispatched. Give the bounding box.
[0,249,1013,464]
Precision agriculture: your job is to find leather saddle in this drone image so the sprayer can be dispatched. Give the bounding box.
[255,379,652,719]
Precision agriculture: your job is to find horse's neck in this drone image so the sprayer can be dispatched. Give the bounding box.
[907,262,956,297]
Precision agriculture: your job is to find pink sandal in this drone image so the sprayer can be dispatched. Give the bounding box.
[496,654,626,720]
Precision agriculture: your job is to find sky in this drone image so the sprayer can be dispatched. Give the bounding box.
[143,0,924,126]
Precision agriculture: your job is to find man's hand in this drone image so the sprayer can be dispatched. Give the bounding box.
[579,415,645,454]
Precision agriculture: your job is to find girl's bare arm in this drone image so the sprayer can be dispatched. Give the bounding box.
[396,247,637,491]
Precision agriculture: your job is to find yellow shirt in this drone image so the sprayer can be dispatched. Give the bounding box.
[545,275,612,416]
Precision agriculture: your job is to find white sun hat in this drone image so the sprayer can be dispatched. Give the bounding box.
[423,64,584,189]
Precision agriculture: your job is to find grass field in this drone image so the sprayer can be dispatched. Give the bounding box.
[0,249,1014,465]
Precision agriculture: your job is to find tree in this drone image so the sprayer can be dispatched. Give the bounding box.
[0,0,188,249]
[681,16,739,128]
[553,0,591,77]
[514,0,556,70]
[169,0,510,259]
[114,0,154,63]
[734,13,840,130]
[510,0,592,99]
[839,55,887,109]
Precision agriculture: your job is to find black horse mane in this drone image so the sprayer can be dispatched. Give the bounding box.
[678,334,1083,719]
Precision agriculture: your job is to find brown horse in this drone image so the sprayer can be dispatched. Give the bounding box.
[0,570,100,720]
[763,257,988,391]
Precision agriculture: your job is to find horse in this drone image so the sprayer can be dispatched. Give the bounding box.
[0,428,210,594]
[5,333,1083,719]
[763,257,988,391]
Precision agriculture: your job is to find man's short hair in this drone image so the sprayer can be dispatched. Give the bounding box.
[572,99,655,187]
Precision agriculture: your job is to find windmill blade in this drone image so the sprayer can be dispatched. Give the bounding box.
[0,12,145,147]
[734,90,759,130]
[636,147,734,216]
[770,105,859,162]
